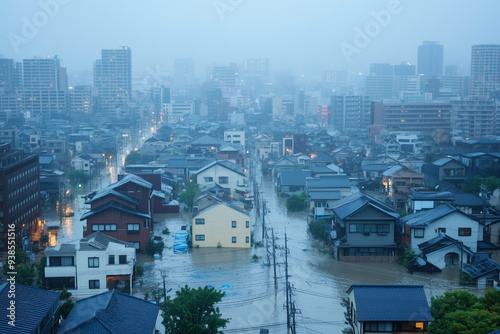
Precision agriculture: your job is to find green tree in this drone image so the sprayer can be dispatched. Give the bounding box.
[125,150,141,165]
[463,175,500,194]
[36,255,47,288]
[178,180,200,210]
[16,264,35,286]
[286,192,307,212]
[428,289,500,334]
[308,220,326,240]
[162,285,230,334]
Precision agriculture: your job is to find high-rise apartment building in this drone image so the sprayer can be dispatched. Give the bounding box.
[331,95,372,132]
[0,58,21,92]
[417,41,443,77]
[22,56,67,91]
[94,47,132,116]
[0,143,40,252]
[451,99,498,138]
[470,44,500,99]
[19,56,68,118]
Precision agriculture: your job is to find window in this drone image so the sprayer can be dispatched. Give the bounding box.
[246,221,249,228]
[50,256,74,267]
[232,221,237,228]
[376,224,390,234]
[219,176,229,184]
[364,322,393,332]
[195,235,205,241]
[349,224,371,234]
[246,236,249,243]
[204,177,213,182]
[127,223,140,233]
[88,257,99,268]
[232,237,237,243]
[108,255,115,265]
[92,224,117,231]
[119,255,127,264]
[89,280,100,289]
[195,218,205,225]
[459,228,472,236]
[414,228,424,238]
[438,227,446,233]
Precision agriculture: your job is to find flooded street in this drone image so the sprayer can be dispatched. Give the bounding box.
[131,167,483,334]
[42,158,485,334]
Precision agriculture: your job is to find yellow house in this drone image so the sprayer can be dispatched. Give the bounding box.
[192,202,251,248]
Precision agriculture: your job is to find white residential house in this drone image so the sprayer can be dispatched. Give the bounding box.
[192,201,251,248]
[192,160,248,200]
[44,231,136,299]
[401,204,479,268]
[71,154,96,174]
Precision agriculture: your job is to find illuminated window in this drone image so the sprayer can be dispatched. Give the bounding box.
[415,322,424,329]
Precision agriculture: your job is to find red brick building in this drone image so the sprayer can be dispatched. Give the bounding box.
[81,175,153,252]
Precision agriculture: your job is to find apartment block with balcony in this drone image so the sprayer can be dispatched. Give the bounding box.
[44,231,136,299]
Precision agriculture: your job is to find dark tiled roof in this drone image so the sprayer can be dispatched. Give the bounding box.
[279,170,312,186]
[191,134,221,146]
[408,191,455,201]
[306,175,351,189]
[463,253,500,279]
[0,283,60,333]
[87,188,140,206]
[417,233,473,255]
[80,201,151,220]
[58,290,159,334]
[110,174,153,190]
[401,204,458,227]
[347,285,433,322]
[330,192,398,220]
[452,193,484,207]
[309,191,342,200]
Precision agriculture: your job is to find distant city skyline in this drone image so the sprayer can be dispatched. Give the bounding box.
[1,1,499,82]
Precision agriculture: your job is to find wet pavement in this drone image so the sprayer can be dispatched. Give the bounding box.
[43,158,486,334]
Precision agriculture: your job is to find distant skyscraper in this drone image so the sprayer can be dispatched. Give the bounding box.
[94,47,132,116]
[0,58,20,92]
[417,41,443,77]
[22,56,67,90]
[470,44,500,98]
[19,56,68,118]
[210,63,239,88]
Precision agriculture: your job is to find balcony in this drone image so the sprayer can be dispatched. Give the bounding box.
[45,265,76,278]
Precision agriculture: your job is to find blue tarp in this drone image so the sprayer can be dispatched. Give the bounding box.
[173,231,189,253]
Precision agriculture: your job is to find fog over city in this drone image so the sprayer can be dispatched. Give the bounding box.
[2,0,500,82]
[3,1,500,333]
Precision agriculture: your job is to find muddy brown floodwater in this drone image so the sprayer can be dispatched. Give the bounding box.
[43,158,487,334]
[136,167,487,334]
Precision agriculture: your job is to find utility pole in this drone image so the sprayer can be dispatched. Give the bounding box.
[161,270,167,302]
[285,232,290,330]
[262,200,266,239]
[272,228,277,289]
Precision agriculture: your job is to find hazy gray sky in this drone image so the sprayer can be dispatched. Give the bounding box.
[1,0,499,81]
